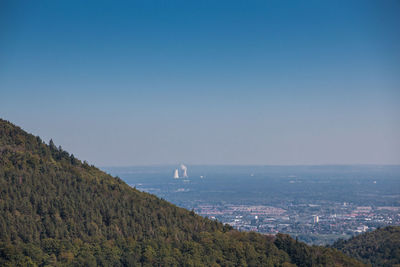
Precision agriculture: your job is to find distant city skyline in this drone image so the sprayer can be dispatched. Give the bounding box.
[1,0,399,166]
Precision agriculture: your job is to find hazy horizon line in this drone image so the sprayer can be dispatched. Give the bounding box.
[101,163,400,168]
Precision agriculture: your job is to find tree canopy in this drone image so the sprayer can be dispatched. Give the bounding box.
[0,119,365,266]
[332,226,400,267]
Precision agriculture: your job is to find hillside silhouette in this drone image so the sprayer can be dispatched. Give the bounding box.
[0,119,364,266]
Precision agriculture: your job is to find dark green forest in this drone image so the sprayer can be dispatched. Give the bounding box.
[0,119,365,266]
[332,226,400,266]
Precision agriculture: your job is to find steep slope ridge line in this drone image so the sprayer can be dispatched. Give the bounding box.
[0,119,364,266]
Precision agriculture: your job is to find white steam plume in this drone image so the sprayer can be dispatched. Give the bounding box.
[180,164,188,178]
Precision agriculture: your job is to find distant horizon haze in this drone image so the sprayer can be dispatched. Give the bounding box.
[3,117,400,166]
[1,0,399,166]
[101,164,400,168]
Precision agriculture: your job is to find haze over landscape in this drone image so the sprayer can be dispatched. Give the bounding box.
[1,0,399,166]
[1,1,400,266]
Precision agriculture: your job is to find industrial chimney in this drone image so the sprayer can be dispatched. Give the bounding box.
[173,169,179,179]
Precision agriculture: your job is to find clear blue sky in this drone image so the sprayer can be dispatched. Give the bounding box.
[1,0,399,166]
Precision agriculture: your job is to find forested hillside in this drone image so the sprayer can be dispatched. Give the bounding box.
[332,226,400,266]
[0,119,364,266]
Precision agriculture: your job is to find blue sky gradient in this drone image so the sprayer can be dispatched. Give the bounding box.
[1,0,399,165]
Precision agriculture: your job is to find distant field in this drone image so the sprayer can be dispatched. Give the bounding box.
[104,165,400,206]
